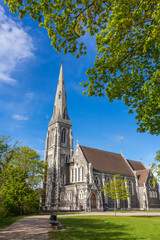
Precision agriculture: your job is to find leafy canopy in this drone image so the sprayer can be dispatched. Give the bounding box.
[4,0,160,135]
[0,135,45,216]
[102,174,130,215]
[151,150,160,184]
[102,174,130,201]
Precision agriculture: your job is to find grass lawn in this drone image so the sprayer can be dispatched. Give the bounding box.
[0,216,23,231]
[49,215,160,240]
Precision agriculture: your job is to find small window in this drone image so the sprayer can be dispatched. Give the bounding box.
[78,167,80,181]
[75,168,77,182]
[107,178,110,182]
[128,181,133,195]
[61,129,66,143]
[72,169,74,182]
[62,174,65,184]
[81,167,84,181]
[79,191,83,199]
[95,176,100,185]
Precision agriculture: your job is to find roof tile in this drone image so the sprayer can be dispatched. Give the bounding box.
[80,146,134,177]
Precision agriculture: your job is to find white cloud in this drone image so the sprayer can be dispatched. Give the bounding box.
[114,135,124,142]
[0,6,34,84]
[12,114,29,121]
[0,72,16,84]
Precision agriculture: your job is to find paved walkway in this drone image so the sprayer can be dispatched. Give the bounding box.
[1,212,160,240]
[0,216,51,240]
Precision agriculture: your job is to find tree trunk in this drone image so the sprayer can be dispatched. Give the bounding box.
[114,199,117,216]
[19,205,22,216]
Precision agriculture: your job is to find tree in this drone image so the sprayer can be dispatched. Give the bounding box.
[0,135,17,175]
[102,175,130,216]
[4,0,160,135]
[151,150,160,185]
[0,136,45,217]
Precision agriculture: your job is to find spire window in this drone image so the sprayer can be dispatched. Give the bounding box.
[59,91,61,99]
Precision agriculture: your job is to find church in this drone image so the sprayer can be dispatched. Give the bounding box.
[41,64,160,211]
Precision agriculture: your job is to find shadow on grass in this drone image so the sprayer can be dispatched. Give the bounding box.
[49,217,142,240]
[130,216,160,218]
[0,216,23,231]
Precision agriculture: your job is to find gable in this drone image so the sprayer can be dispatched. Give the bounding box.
[72,145,88,167]
[80,146,134,177]
[136,169,149,186]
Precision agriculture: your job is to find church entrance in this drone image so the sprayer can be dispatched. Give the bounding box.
[91,193,96,209]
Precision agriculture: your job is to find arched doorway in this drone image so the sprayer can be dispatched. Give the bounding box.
[91,193,96,209]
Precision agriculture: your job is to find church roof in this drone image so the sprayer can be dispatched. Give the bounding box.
[127,159,146,171]
[136,169,149,186]
[80,146,134,177]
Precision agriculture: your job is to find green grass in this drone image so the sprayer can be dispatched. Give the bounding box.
[49,215,160,240]
[0,216,23,231]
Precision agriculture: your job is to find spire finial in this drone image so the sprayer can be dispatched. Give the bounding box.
[121,149,123,154]
[77,140,79,145]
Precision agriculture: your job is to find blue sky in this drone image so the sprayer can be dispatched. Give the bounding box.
[0,4,159,168]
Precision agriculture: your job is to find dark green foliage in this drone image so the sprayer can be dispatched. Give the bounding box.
[0,216,23,230]
[0,135,45,217]
[4,0,160,135]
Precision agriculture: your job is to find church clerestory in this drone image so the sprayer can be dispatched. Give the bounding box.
[41,63,160,211]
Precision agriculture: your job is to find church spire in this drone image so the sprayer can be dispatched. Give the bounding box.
[49,63,71,126]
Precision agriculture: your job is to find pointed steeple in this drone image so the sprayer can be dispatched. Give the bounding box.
[49,63,71,126]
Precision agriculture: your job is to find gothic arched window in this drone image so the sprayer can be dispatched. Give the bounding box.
[95,176,100,185]
[61,129,66,143]
[62,174,65,184]
[71,169,74,182]
[81,167,84,181]
[78,167,80,181]
[75,168,77,182]
[128,181,134,195]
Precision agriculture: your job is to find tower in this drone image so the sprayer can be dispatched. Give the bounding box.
[42,63,73,210]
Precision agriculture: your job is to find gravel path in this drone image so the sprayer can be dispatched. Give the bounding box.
[0,216,51,240]
[1,212,160,240]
